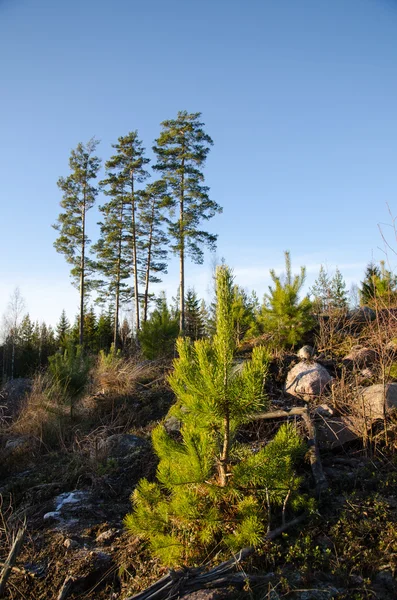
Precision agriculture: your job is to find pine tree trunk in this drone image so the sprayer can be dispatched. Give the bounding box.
[114,284,120,349]
[219,354,230,487]
[219,412,230,487]
[114,201,124,349]
[79,188,86,347]
[143,200,155,323]
[131,174,140,334]
[179,157,185,334]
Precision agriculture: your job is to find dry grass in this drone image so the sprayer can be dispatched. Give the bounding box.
[9,374,70,449]
[91,352,160,397]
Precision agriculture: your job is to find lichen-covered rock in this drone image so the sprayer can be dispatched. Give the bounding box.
[285,362,333,400]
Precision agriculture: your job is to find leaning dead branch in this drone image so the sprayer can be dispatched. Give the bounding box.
[126,514,306,600]
[251,406,328,493]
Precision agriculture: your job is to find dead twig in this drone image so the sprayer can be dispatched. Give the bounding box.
[0,525,26,597]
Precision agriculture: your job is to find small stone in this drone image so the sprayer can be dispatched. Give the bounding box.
[5,437,29,451]
[297,345,314,360]
[43,511,61,521]
[164,415,182,433]
[96,528,117,544]
[96,434,147,459]
[314,404,334,418]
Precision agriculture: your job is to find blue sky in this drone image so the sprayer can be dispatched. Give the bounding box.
[1,0,397,327]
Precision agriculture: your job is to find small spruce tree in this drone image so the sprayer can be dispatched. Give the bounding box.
[56,309,71,349]
[138,294,179,359]
[125,265,306,566]
[184,288,205,340]
[310,265,332,314]
[330,267,348,311]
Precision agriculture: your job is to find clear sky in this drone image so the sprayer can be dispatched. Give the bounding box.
[1,0,397,327]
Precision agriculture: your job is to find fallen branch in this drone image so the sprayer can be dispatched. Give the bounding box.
[252,406,328,493]
[253,407,309,420]
[0,526,26,597]
[126,514,305,600]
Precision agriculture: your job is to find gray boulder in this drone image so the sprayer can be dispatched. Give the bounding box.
[357,383,397,421]
[285,362,333,400]
[316,415,359,449]
[0,378,32,420]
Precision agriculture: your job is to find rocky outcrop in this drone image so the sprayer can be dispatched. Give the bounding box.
[96,433,148,459]
[285,362,333,400]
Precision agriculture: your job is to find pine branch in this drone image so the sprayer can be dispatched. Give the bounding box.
[125,514,306,600]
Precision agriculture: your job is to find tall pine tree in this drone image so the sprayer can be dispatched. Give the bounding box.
[103,132,150,334]
[139,180,169,323]
[310,265,332,313]
[153,111,222,333]
[93,162,133,348]
[53,138,101,346]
